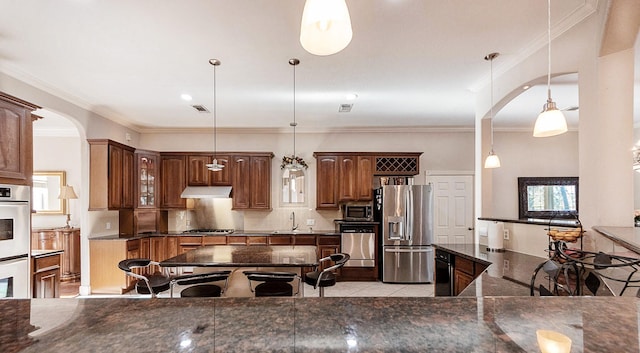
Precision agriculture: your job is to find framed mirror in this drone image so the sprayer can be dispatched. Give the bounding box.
[518,177,578,219]
[33,171,66,214]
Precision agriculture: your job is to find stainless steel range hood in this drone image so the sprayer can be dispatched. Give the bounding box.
[180,186,232,198]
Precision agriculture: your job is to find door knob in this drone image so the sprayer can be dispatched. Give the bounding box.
[468,227,474,231]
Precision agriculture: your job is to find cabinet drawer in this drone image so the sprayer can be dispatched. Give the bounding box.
[247,236,267,245]
[126,239,140,251]
[317,236,340,246]
[34,255,61,272]
[227,236,247,245]
[455,256,474,275]
[294,235,316,245]
[268,235,293,245]
[179,236,203,246]
[202,236,227,245]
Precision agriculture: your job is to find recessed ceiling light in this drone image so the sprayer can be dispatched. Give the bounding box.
[522,85,530,90]
[181,94,193,101]
[345,93,358,100]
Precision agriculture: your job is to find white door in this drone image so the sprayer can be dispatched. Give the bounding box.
[428,175,474,244]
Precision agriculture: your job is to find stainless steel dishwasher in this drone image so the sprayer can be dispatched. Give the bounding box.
[339,224,376,267]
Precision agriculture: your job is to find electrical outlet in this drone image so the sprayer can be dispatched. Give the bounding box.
[306,219,315,226]
[503,229,510,240]
[503,259,510,271]
[105,222,111,230]
[186,220,191,226]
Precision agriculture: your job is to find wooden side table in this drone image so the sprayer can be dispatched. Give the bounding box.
[31,228,81,282]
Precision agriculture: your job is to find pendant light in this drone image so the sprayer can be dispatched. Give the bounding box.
[300,0,352,56]
[206,58,224,172]
[533,0,568,137]
[284,58,303,171]
[484,52,501,169]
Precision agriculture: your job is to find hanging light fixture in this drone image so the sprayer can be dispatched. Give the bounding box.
[206,59,224,172]
[533,0,568,137]
[300,0,352,56]
[484,52,501,169]
[284,58,303,171]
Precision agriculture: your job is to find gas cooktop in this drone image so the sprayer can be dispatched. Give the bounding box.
[182,229,235,235]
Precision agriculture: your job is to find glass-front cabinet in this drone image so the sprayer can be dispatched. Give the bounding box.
[136,151,158,208]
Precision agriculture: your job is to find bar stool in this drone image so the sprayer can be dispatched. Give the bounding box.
[303,253,350,297]
[171,270,231,298]
[243,271,300,297]
[118,258,171,298]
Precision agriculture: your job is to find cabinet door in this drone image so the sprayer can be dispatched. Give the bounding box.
[121,148,135,209]
[316,155,339,209]
[339,156,357,201]
[231,156,251,209]
[108,145,123,209]
[0,94,35,185]
[137,153,158,208]
[250,156,271,209]
[210,155,231,186]
[187,155,211,186]
[149,237,166,273]
[453,269,474,295]
[356,156,373,200]
[126,240,141,288]
[166,237,179,259]
[160,155,186,208]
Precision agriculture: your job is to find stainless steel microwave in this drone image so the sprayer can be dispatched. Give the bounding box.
[344,204,373,221]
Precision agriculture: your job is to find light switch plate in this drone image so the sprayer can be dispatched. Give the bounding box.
[306,219,315,226]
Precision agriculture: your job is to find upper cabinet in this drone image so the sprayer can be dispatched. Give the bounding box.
[231,153,273,210]
[187,154,231,186]
[159,154,186,209]
[135,151,159,209]
[0,92,39,186]
[88,139,135,210]
[314,152,421,210]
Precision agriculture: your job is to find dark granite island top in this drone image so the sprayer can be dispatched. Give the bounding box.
[160,245,318,268]
[4,296,640,352]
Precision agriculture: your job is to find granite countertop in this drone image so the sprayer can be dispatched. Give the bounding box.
[30,249,64,258]
[478,217,581,227]
[91,230,340,240]
[160,245,318,268]
[4,296,640,352]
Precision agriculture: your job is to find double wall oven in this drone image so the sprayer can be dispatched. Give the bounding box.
[0,184,31,298]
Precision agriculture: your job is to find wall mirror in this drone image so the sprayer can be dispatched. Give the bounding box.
[33,171,66,214]
[518,177,578,219]
[281,168,306,205]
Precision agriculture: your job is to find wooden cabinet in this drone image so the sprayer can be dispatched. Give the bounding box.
[31,228,81,282]
[159,154,186,209]
[88,139,136,210]
[90,238,141,294]
[314,152,422,209]
[452,255,487,296]
[32,252,62,298]
[317,235,341,275]
[136,151,159,208]
[0,92,38,186]
[231,153,273,210]
[315,155,339,209]
[187,154,231,186]
[119,209,167,236]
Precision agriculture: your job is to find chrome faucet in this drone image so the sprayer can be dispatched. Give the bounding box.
[290,211,299,231]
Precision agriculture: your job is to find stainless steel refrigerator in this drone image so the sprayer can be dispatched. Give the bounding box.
[380,184,434,283]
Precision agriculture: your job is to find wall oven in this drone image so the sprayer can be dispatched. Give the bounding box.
[0,184,31,298]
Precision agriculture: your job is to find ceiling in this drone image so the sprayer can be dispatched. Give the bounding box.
[0,0,628,133]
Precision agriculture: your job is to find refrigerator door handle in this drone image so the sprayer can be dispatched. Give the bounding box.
[384,248,432,253]
[405,188,413,241]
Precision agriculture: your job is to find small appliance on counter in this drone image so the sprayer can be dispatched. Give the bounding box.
[375,184,434,283]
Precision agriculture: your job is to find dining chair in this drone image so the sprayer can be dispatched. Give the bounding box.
[170,270,231,298]
[303,253,350,297]
[118,258,171,298]
[243,271,300,297]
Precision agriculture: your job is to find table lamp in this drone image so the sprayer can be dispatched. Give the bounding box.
[58,185,78,228]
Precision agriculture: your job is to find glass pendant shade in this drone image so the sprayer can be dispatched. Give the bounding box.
[484,151,501,169]
[207,158,224,171]
[300,0,352,56]
[533,100,568,137]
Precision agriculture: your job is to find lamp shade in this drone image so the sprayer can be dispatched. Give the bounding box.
[536,330,572,353]
[484,152,501,169]
[58,185,78,200]
[300,0,352,56]
[533,101,568,137]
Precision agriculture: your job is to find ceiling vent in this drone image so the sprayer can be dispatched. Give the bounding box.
[191,105,210,113]
[339,103,353,113]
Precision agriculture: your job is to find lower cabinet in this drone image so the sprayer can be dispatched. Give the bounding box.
[31,228,81,282]
[32,251,62,298]
[317,236,341,276]
[90,238,148,294]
